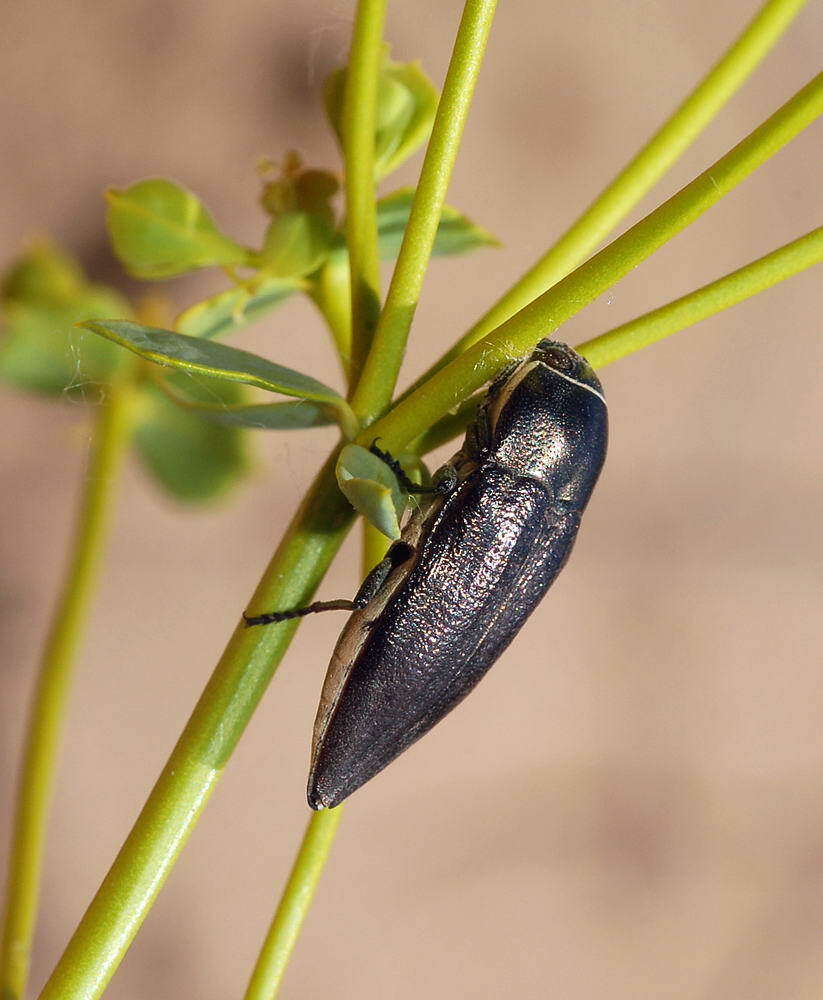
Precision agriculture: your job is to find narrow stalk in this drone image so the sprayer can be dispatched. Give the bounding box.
[1,379,134,1000]
[363,72,823,452]
[350,0,498,422]
[242,808,343,1000]
[308,254,353,378]
[402,0,809,397]
[580,225,823,367]
[37,452,355,1000]
[343,0,387,387]
[243,522,388,1000]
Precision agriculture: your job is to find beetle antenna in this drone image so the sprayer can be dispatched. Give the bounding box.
[243,598,358,627]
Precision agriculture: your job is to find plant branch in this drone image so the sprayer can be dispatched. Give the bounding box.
[1,379,134,1000]
[343,0,387,388]
[242,807,343,1000]
[363,71,823,452]
[350,0,498,423]
[37,451,355,1000]
[402,0,810,397]
[580,225,823,367]
[308,254,353,378]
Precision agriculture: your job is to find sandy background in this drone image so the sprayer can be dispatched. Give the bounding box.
[1,1,822,997]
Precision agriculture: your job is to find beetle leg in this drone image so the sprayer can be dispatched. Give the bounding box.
[370,440,456,497]
[243,541,415,628]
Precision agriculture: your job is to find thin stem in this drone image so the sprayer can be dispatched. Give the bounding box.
[402,0,810,398]
[363,71,823,452]
[1,379,134,1000]
[37,452,355,1000]
[343,0,387,388]
[242,522,388,1000]
[580,225,823,368]
[242,808,343,1000]
[307,253,352,378]
[350,0,498,423]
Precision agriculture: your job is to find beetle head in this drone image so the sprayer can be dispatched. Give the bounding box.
[484,340,607,499]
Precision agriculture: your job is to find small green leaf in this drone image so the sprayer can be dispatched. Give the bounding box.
[325,55,438,180]
[336,443,406,540]
[377,189,499,259]
[133,376,250,502]
[0,243,131,396]
[175,276,303,340]
[106,179,249,278]
[255,212,336,279]
[80,320,344,403]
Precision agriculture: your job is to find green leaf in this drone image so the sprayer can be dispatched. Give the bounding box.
[336,443,406,540]
[325,55,438,180]
[175,276,303,340]
[133,374,250,502]
[156,375,336,430]
[80,320,344,404]
[0,243,131,396]
[376,189,499,259]
[106,179,249,278]
[254,212,336,279]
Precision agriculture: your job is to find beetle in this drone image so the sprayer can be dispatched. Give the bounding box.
[245,339,608,809]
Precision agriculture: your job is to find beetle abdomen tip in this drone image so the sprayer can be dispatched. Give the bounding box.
[306,781,335,811]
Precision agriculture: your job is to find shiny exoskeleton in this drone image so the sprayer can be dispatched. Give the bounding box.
[307,340,608,809]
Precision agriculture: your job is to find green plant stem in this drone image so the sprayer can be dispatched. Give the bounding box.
[308,254,353,378]
[242,522,388,1000]
[580,225,823,368]
[343,0,387,388]
[1,379,135,1000]
[402,0,809,398]
[363,71,823,452]
[37,451,355,1000]
[350,0,498,423]
[242,807,343,1000]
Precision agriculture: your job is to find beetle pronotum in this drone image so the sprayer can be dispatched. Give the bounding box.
[246,339,608,809]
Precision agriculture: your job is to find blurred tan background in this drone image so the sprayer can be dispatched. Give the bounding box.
[2,1,822,997]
